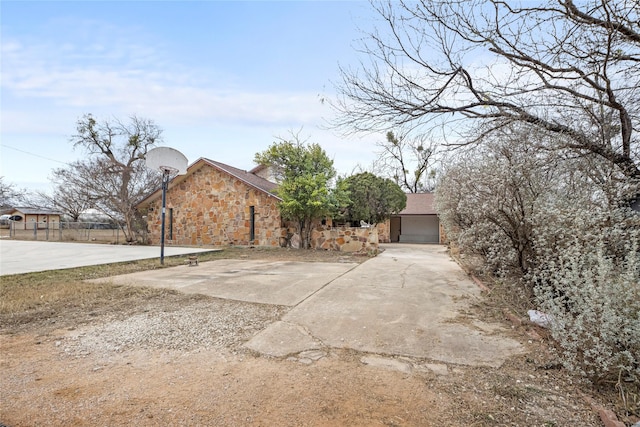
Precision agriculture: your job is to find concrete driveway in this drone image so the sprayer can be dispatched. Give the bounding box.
[89,258,359,306]
[91,244,523,367]
[0,240,213,275]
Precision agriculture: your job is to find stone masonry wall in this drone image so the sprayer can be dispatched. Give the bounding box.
[377,221,390,243]
[309,225,379,252]
[147,164,282,247]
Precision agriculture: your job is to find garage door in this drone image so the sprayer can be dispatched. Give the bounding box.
[399,215,439,243]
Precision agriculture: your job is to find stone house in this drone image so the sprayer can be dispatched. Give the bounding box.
[137,158,381,252]
[138,158,285,247]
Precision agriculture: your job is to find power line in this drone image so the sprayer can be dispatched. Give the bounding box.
[0,143,70,166]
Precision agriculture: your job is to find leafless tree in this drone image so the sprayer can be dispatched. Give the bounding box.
[373,130,437,193]
[66,114,163,241]
[38,168,96,222]
[333,0,640,184]
[0,176,27,209]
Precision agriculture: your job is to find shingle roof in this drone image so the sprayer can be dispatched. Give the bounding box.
[398,193,437,215]
[136,157,280,207]
[249,164,266,174]
[202,158,279,196]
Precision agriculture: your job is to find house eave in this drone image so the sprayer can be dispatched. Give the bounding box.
[136,157,281,210]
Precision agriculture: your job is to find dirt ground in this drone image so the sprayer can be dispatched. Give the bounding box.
[0,247,631,426]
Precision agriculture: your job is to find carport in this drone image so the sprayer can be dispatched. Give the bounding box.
[390,193,442,244]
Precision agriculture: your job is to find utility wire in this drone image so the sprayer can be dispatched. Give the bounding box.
[0,143,70,166]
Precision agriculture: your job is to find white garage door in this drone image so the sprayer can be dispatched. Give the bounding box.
[399,215,439,243]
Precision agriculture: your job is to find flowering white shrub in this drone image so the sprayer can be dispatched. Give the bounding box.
[435,139,556,277]
[436,132,640,384]
[531,206,640,384]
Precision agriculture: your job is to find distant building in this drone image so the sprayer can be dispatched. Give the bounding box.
[384,193,446,244]
[4,207,63,229]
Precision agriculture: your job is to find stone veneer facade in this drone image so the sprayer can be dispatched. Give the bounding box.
[143,161,391,251]
[146,163,283,247]
[309,225,379,252]
[377,221,391,243]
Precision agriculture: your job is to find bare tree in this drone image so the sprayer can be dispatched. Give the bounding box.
[38,168,96,222]
[333,0,640,183]
[68,114,163,241]
[373,130,437,193]
[0,177,27,209]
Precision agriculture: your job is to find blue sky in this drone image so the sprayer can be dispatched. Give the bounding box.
[1,1,381,193]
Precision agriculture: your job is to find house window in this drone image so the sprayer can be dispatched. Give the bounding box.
[249,206,255,242]
[168,208,173,240]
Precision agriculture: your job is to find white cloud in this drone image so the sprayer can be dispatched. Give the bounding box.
[2,31,329,132]
[0,14,381,190]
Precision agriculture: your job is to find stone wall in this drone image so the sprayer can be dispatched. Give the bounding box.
[144,162,388,251]
[146,164,283,247]
[439,222,448,245]
[377,221,390,243]
[309,225,379,252]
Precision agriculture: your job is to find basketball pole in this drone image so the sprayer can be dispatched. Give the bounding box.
[160,168,170,265]
[144,146,188,265]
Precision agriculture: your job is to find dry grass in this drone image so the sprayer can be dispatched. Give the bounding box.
[0,250,218,316]
[450,248,640,423]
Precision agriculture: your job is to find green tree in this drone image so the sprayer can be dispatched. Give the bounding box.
[255,137,344,249]
[340,172,406,225]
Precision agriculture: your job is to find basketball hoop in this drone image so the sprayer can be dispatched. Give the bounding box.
[145,147,188,176]
[145,147,188,264]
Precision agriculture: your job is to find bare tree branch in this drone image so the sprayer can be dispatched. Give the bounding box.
[332,0,640,183]
[65,114,163,241]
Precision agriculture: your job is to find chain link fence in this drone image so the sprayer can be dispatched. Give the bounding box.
[0,220,124,243]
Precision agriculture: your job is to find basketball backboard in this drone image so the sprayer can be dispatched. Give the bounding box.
[145,147,188,175]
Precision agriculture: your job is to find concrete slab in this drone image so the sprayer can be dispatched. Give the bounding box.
[245,321,323,357]
[0,240,214,275]
[245,244,524,367]
[89,259,359,306]
[360,355,413,374]
[42,241,524,368]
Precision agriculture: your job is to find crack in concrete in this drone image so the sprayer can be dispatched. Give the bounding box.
[284,320,327,348]
[292,261,361,307]
[399,263,415,288]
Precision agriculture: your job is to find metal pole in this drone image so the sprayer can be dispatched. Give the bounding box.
[160,169,169,265]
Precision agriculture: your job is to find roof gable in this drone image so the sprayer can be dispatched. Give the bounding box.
[137,157,280,207]
[398,193,437,215]
[203,159,278,195]
[10,207,63,216]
